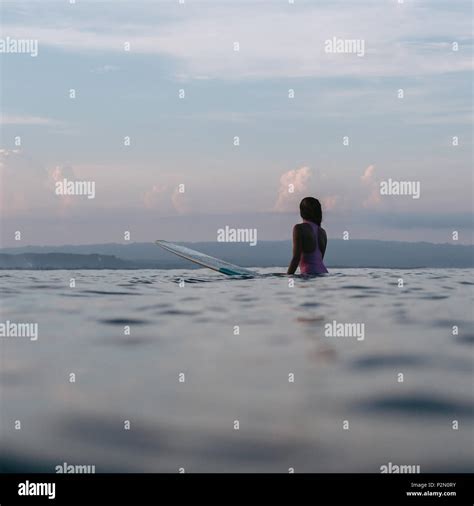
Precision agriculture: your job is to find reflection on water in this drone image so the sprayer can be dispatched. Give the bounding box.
[0,268,473,472]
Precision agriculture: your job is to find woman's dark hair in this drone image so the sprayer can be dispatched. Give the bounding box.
[300,197,322,226]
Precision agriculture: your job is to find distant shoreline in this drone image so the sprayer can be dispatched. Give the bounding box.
[0,239,472,269]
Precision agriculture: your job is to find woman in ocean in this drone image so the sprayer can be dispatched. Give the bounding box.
[287,197,328,275]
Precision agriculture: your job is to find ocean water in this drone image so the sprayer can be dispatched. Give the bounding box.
[0,268,473,473]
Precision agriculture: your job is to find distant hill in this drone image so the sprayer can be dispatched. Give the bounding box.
[0,240,472,269]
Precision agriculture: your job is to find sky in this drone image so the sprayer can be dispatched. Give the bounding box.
[0,0,472,246]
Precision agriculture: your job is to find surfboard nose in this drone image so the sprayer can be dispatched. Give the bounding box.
[155,240,256,276]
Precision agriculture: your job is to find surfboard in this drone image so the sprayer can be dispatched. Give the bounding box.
[155,240,256,276]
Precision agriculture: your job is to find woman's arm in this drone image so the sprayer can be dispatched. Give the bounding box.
[318,227,327,259]
[287,225,302,274]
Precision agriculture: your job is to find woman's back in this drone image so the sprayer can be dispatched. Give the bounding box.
[299,220,328,275]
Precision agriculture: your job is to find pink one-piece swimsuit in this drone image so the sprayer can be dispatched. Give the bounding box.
[299,220,328,275]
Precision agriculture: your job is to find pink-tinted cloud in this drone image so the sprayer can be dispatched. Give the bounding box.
[360,164,381,208]
[171,186,189,214]
[143,183,189,214]
[322,195,339,211]
[143,184,168,209]
[361,164,376,184]
[1,114,62,126]
[274,166,312,212]
[47,165,76,209]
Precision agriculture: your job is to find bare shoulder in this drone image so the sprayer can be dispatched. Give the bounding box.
[292,224,306,245]
[293,223,304,234]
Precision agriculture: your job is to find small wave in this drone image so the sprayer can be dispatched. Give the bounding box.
[351,354,426,370]
[456,334,474,345]
[96,336,156,347]
[83,290,141,296]
[123,279,154,285]
[98,318,152,325]
[172,277,216,284]
[158,309,200,316]
[25,284,57,289]
[358,394,474,417]
[340,285,375,290]
[421,294,450,300]
[296,316,325,324]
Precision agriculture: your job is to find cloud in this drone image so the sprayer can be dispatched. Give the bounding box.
[47,165,77,210]
[0,148,21,158]
[2,1,472,80]
[360,164,381,209]
[322,195,339,211]
[0,115,62,126]
[274,166,312,212]
[171,186,189,215]
[143,183,189,214]
[91,64,120,74]
[143,184,167,210]
[0,153,95,216]
[361,164,376,184]
[48,165,75,184]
